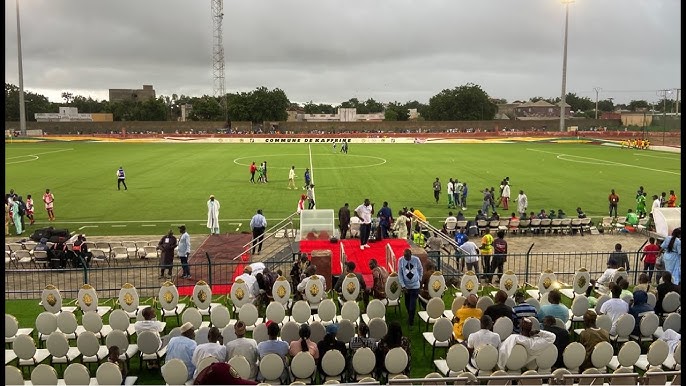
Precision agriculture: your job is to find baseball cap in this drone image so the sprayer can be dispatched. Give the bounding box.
[326,323,339,335]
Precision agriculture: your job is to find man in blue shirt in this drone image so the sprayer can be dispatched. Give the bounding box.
[537,289,569,324]
[250,209,267,255]
[397,248,423,327]
[166,322,197,381]
[256,321,289,382]
[512,290,538,334]
[177,225,191,279]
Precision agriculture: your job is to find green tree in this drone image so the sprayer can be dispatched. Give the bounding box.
[189,95,224,121]
[628,100,649,112]
[5,83,54,121]
[597,99,615,112]
[384,101,409,121]
[426,83,497,120]
[139,97,168,121]
[564,93,594,112]
[71,96,106,114]
[363,98,384,113]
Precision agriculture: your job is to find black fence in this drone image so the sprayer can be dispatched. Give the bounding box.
[6,244,659,300]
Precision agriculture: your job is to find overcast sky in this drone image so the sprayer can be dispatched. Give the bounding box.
[4,0,681,106]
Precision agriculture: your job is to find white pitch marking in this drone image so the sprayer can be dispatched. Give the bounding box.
[5,148,75,159]
[78,225,99,230]
[632,153,681,160]
[527,148,679,175]
[232,153,387,170]
[235,223,242,231]
[141,224,157,227]
[32,218,257,224]
[111,225,127,227]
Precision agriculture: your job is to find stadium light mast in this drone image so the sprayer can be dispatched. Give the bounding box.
[211,0,228,123]
[15,0,27,136]
[593,87,601,119]
[559,0,574,132]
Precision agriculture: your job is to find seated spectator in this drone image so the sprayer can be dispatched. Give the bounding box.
[192,327,228,379]
[655,272,681,315]
[497,317,556,370]
[366,259,388,303]
[512,290,537,334]
[618,278,633,303]
[71,234,92,267]
[578,310,610,371]
[541,315,569,369]
[316,324,347,374]
[349,321,377,352]
[456,211,466,222]
[134,307,165,350]
[296,265,327,296]
[193,362,258,385]
[634,273,656,294]
[557,209,567,219]
[290,253,311,293]
[376,321,411,376]
[334,262,366,301]
[166,322,197,381]
[537,290,569,324]
[452,294,482,341]
[236,266,259,302]
[576,207,587,219]
[489,212,500,221]
[256,321,289,382]
[224,322,258,380]
[474,210,487,222]
[537,209,547,219]
[107,346,128,381]
[419,261,438,306]
[466,315,500,368]
[288,323,319,360]
[628,290,654,336]
[592,259,619,295]
[625,209,639,227]
[599,283,629,335]
[484,290,513,323]
[444,211,457,231]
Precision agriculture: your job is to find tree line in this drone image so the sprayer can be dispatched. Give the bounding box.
[4,82,679,123]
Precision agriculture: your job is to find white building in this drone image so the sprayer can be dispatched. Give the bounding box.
[296,108,384,122]
[35,107,112,122]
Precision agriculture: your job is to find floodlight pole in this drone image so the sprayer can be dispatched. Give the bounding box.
[559,0,573,132]
[593,87,601,120]
[16,0,27,137]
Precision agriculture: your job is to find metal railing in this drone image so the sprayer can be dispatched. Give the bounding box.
[232,211,299,261]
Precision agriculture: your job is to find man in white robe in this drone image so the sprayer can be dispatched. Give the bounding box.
[498,317,556,370]
[207,195,220,235]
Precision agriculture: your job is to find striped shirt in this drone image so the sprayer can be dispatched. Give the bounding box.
[512,303,538,333]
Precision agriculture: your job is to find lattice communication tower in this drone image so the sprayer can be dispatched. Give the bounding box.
[211,0,228,121]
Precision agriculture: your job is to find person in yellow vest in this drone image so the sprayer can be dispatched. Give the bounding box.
[480,233,494,283]
[412,225,425,247]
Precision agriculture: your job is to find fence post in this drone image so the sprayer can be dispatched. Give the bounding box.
[81,256,89,285]
[633,239,649,284]
[205,252,212,287]
[525,243,535,284]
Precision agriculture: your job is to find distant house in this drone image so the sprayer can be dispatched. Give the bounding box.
[109,84,156,103]
[514,100,571,120]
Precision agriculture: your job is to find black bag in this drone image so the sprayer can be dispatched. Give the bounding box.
[17,202,26,216]
[30,227,54,242]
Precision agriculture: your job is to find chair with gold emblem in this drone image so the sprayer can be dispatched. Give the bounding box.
[118,283,147,319]
[338,273,361,308]
[158,281,186,325]
[192,280,221,319]
[40,285,77,315]
[560,267,590,300]
[460,271,479,298]
[526,270,557,301]
[77,284,111,317]
[304,276,326,312]
[229,278,251,319]
[271,276,292,310]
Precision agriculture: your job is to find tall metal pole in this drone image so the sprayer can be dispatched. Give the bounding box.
[593,87,601,120]
[211,0,227,122]
[16,0,27,136]
[559,1,573,132]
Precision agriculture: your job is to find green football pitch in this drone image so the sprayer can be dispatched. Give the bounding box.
[4,141,680,237]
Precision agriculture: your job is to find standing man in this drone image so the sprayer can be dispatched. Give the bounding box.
[306,184,315,209]
[636,192,647,218]
[178,225,191,279]
[250,209,267,255]
[116,166,128,190]
[433,177,441,204]
[43,189,55,222]
[454,179,463,209]
[447,178,455,209]
[303,168,311,190]
[287,166,297,189]
[651,194,661,214]
[10,198,22,235]
[461,182,468,211]
[355,199,374,250]
[263,161,269,183]
[491,230,508,284]
[667,190,677,207]
[377,201,393,239]
[249,162,257,184]
[397,248,423,327]
[481,188,492,217]
[338,203,350,240]
[501,181,511,211]
[608,189,619,217]
[517,190,528,218]
[25,194,35,225]
[158,229,177,279]
[207,195,221,235]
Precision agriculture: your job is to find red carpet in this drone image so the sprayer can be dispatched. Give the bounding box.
[298,238,410,287]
